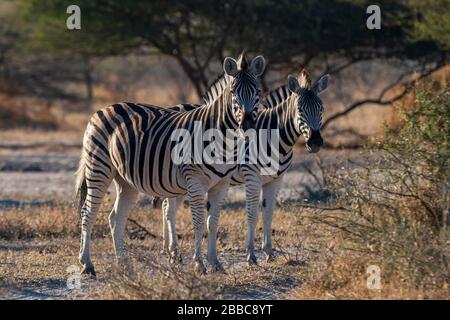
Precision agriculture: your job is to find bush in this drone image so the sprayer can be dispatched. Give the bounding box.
[310,82,449,294]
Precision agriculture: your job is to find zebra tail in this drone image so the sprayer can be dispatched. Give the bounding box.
[75,157,87,215]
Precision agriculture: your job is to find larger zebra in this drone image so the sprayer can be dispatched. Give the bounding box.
[159,69,330,264]
[75,54,266,275]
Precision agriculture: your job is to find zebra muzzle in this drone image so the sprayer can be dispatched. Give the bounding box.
[306,130,323,153]
[242,112,255,131]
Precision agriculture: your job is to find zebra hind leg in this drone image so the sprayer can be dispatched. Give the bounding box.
[109,177,138,264]
[187,179,207,275]
[261,178,282,262]
[161,198,170,254]
[244,173,262,265]
[162,196,183,263]
[79,174,112,278]
[206,182,228,273]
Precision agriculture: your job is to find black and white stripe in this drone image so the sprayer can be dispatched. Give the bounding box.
[158,69,330,264]
[75,54,266,275]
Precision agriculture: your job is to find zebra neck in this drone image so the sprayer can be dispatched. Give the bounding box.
[200,75,239,132]
[264,96,302,149]
[219,92,240,132]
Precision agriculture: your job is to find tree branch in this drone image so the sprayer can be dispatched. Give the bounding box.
[322,62,447,129]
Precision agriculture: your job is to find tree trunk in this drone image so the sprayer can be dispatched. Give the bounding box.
[83,56,93,112]
[174,55,207,102]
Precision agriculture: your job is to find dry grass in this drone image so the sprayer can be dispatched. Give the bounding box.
[0,194,448,299]
[0,93,61,130]
[287,207,449,300]
[0,201,308,299]
[290,83,450,299]
[0,129,82,144]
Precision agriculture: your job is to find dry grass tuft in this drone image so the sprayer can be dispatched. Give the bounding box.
[106,252,220,300]
[0,204,110,240]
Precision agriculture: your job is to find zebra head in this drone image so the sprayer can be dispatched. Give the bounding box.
[223,53,266,130]
[287,69,330,153]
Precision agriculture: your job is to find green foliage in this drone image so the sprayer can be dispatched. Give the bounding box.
[16,0,141,56]
[4,0,448,100]
[14,0,448,63]
[384,83,450,186]
[407,0,450,50]
[6,0,447,98]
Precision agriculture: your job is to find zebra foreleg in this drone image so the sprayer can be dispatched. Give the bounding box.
[206,182,228,272]
[244,173,262,265]
[187,180,208,275]
[261,178,282,262]
[162,196,183,263]
[109,178,138,263]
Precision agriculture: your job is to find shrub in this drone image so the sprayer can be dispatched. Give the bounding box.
[308,82,449,294]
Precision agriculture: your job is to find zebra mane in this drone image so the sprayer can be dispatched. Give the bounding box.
[263,85,292,108]
[201,74,229,106]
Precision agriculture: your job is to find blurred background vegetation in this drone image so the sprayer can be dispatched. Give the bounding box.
[0,0,449,143]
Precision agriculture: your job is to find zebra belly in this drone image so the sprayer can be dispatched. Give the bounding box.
[229,170,278,187]
[229,156,293,187]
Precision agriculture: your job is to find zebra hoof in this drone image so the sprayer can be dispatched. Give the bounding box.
[81,264,97,278]
[169,251,183,264]
[210,261,226,274]
[195,260,207,275]
[265,253,275,263]
[247,254,258,266]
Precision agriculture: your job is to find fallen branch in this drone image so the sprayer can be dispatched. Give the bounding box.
[127,218,158,240]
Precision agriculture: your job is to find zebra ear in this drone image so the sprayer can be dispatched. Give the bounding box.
[311,74,330,94]
[223,57,239,77]
[287,74,300,94]
[249,56,266,77]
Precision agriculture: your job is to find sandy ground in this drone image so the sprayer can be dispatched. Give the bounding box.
[0,148,351,201]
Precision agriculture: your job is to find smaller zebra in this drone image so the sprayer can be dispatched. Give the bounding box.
[158,69,330,264]
[241,69,329,264]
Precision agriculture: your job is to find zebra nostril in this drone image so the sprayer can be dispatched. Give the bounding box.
[315,136,323,147]
[307,130,323,147]
[242,117,254,131]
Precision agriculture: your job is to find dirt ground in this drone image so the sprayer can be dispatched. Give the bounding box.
[0,207,312,300]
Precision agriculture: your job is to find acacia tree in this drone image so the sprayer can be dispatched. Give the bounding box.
[17,0,450,123]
